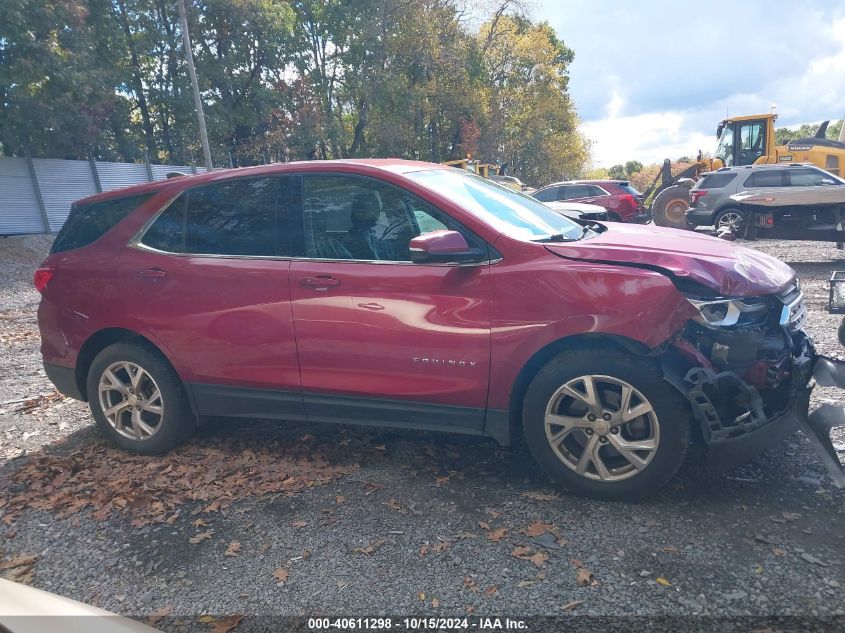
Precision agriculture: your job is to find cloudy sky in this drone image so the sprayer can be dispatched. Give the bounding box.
[539,0,845,167]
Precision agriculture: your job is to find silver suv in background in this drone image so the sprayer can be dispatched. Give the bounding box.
[686,164,845,235]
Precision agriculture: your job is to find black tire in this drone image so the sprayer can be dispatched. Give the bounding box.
[86,341,195,454]
[713,207,748,236]
[522,348,691,501]
[652,185,693,229]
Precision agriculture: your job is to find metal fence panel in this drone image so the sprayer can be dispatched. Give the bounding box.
[0,157,44,235]
[32,158,98,232]
[95,161,150,192]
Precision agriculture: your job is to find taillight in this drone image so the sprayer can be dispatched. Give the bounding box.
[34,266,55,293]
[619,194,637,209]
[690,190,707,205]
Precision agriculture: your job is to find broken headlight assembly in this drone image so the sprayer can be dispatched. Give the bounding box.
[684,295,769,327]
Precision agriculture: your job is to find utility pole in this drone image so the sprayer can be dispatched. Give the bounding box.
[177,0,212,170]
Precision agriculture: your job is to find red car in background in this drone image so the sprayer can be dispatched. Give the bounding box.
[532,180,650,223]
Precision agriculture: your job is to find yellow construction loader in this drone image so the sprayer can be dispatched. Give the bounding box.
[650,113,845,228]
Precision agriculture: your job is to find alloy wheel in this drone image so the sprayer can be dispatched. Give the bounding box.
[717,211,745,232]
[98,361,164,441]
[544,375,660,482]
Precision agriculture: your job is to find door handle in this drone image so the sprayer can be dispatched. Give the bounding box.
[300,275,341,290]
[138,268,167,278]
[358,302,385,311]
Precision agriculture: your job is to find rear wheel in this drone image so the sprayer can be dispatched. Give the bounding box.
[87,342,195,454]
[522,348,691,500]
[714,207,747,234]
[652,185,693,229]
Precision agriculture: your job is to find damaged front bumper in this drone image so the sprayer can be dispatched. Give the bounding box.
[665,337,845,488]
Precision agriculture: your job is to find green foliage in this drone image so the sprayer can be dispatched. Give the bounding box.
[607,164,626,180]
[0,0,588,182]
[624,160,642,176]
[775,120,843,145]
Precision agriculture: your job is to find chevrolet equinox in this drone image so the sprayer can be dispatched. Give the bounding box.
[36,160,812,500]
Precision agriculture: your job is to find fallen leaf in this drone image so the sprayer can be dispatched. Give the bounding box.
[655,577,672,587]
[478,521,491,530]
[0,555,38,570]
[772,547,786,557]
[273,568,289,586]
[528,551,549,567]
[485,585,498,596]
[511,546,531,558]
[485,507,502,518]
[189,530,214,544]
[463,577,479,593]
[291,520,308,528]
[523,521,556,537]
[517,580,535,588]
[435,476,450,487]
[487,527,508,542]
[431,598,440,608]
[383,498,402,512]
[561,600,584,612]
[198,615,217,623]
[224,541,241,557]
[192,518,208,529]
[576,567,595,586]
[353,539,386,555]
[521,491,559,502]
[782,512,801,522]
[146,604,173,625]
[570,558,584,568]
[335,495,345,505]
[455,532,477,539]
[211,614,244,633]
[302,549,311,560]
[660,546,679,555]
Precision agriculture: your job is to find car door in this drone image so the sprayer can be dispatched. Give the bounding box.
[288,173,492,435]
[120,175,304,420]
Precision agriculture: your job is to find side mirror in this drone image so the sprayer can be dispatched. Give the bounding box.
[409,230,486,264]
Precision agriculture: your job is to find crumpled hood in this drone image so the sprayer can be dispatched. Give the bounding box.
[545,223,795,296]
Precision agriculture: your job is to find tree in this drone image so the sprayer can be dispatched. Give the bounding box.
[776,120,844,145]
[608,164,626,180]
[624,160,643,176]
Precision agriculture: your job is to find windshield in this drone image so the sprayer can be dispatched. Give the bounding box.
[407,169,584,241]
[714,124,734,165]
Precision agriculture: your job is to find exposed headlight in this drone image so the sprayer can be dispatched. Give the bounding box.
[684,295,768,327]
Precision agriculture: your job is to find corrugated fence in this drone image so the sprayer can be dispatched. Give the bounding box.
[0,157,209,235]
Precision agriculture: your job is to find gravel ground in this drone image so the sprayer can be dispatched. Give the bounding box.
[0,233,844,632]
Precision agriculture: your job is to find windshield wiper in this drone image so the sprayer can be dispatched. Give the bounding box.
[532,233,578,243]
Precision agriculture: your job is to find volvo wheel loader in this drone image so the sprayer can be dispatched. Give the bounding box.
[650,113,845,229]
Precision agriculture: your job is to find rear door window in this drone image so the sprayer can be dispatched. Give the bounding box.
[698,173,737,189]
[51,193,154,254]
[140,177,292,257]
[743,170,785,187]
[562,185,590,199]
[583,185,609,197]
[787,168,830,187]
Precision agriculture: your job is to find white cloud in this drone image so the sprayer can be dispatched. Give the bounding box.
[541,1,845,166]
[582,111,713,167]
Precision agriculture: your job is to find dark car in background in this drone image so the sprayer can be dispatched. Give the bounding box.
[532,180,650,223]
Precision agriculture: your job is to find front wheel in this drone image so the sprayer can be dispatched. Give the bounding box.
[87,342,195,454]
[522,348,691,500]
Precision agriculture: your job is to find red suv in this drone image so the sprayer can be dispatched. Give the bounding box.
[532,180,650,223]
[37,160,812,499]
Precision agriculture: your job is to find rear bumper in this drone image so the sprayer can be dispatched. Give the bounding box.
[44,362,84,401]
[685,207,715,227]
